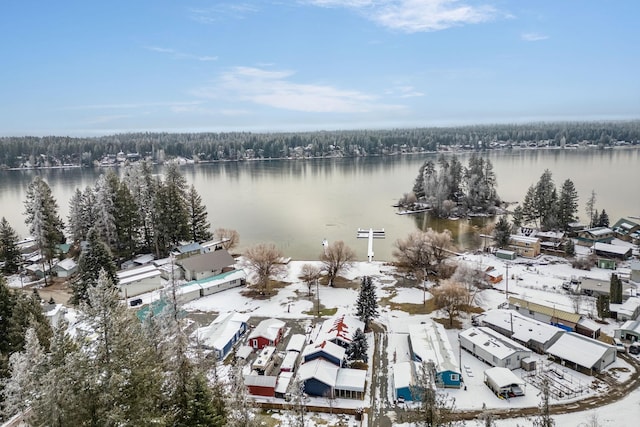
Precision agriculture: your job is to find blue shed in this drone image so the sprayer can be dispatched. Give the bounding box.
[298,359,338,397]
[409,321,462,389]
[393,362,419,401]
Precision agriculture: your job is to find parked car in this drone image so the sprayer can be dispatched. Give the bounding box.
[629,343,640,355]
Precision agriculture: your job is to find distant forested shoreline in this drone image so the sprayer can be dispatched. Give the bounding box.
[1,120,639,168]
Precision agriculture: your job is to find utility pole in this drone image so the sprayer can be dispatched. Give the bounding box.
[505,262,510,302]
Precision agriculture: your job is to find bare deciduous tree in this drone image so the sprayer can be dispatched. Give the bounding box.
[393,229,453,284]
[319,240,355,287]
[299,263,321,296]
[243,243,284,296]
[214,228,240,251]
[431,279,469,327]
[452,263,488,306]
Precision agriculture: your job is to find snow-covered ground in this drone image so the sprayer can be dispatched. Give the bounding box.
[54,253,640,426]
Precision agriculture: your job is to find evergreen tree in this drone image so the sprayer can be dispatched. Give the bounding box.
[410,360,457,427]
[346,328,368,363]
[154,164,190,256]
[71,229,117,305]
[533,377,555,427]
[187,184,213,242]
[597,209,610,227]
[534,170,558,230]
[511,205,524,230]
[493,215,512,248]
[564,239,575,257]
[93,172,118,251]
[123,161,157,253]
[23,176,65,281]
[77,270,165,425]
[113,180,140,262]
[355,276,379,330]
[226,359,258,427]
[67,188,85,242]
[557,179,579,230]
[521,185,537,226]
[596,295,610,319]
[0,218,21,274]
[176,372,226,427]
[412,160,430,199]
[609,273,623,304]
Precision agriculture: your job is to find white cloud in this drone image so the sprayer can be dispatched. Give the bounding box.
[189,3,259,24]
[307,0,498,32]
[143,45,218,61]
[521,32,549,42]
[62,101,205,111]
[192,66,403,113]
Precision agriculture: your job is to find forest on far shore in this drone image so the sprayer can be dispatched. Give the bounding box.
[1,120,639,168]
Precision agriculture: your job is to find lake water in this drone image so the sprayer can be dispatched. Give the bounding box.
[1,148,638,261]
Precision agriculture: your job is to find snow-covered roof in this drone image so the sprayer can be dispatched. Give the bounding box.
[585,227,613,236]
[316,315,365,346]
[179,249,234,273]
[302,340,346,363]
[480,309,564,345]
[510,235,539,244]
[244,375,277,388]
[335,368,366,392]
[576,317,601,332]
[484,367,525,388]
[194,312,249,351]
[196,269,246,288]
[459,327,530,361]
[593,242,632,255]
[118,269,162,286]
[630,260,640,272]
[236,345,253,360]
[619,320,640,334]
[509,296,581,324]
[615,297,640,317]
[281,351,299,371]
[409,320,459,373]
[275,372,293,394]
[286,334,306,352]
[248,318,286,341]
[535,230,565,240]
[174,242,203,254]
[117,264,157,279]
[393,361,416,390]
[55,258,77,271]
[133,253,154,265]
[298,358,338,387]
[546,332,615,370]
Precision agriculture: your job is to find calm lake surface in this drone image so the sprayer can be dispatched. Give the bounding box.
[1,148,639,261]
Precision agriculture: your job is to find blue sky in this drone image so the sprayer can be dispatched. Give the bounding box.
[1,1,638,136]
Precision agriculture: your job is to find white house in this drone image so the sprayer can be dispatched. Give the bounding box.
[545,332,616,374]
[479,309,564,353]
[179,249,235,281]
[53,258,78,278]
[483,367,526,398]
[116,264,163,298]
[459,327,532,370]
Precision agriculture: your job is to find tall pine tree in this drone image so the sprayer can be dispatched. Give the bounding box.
[71,229,117,305]
[0,218,22,274]
[356,276,379,330]
[186,184,212,243]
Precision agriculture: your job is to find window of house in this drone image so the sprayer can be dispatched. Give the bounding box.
[450,374,459,382]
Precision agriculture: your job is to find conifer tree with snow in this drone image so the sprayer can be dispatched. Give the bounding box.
[186,184,213,242]
[557,179,579,230]
[356,276,379,330]
[564,238,576,257]
[287,374,309,427]
[0,217,21,274]
[346,327,368,363]
[154,164,190,256]
[93,172,119,251]
[493,215,512,248]
[23,176,65,281]
[597,209,610,227]
[410,360,457,427]
[74,269,165,425]
[610,273,623,304]
[71,228,117,305]
[122,161,158,253]
[226,359,258,427]
[113,179,140,261]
